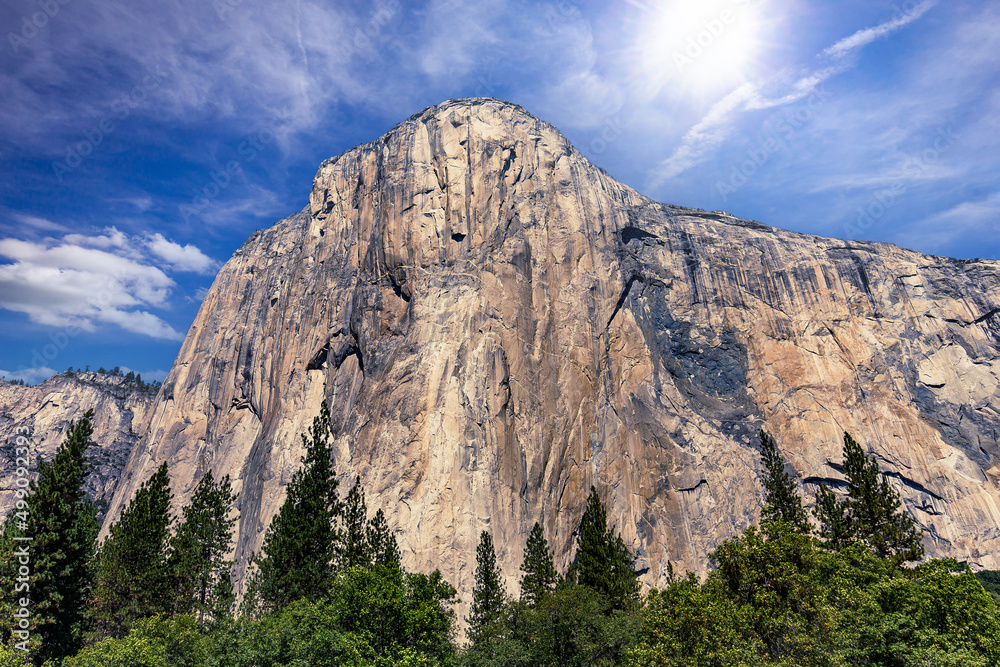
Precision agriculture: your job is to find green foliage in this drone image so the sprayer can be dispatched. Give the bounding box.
[628,520,1000,667]
[758,430,810,533]
[814,433,924,564]
[571,486,639,610]
[367,508,401,569]
[64,615,210,667]
[243,401,342,614]
[868,559,1000,666]
[813,482,854,549]
[975,570,1000,605]
[89,462,174,639]
[519,522,560,608]
[0,639,32,667]
[340,477,370,569]
[462,585,639,667]
[12,410,99,662]
[624,572,766,667]
[212,565,456,666]
[841,433,924,563]
[468,530,507,639]
[168,470,237,626]
[338,476,401,570]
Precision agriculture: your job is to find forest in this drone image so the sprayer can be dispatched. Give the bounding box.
[1,405,997,666]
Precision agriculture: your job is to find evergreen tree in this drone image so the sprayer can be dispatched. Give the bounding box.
[21,410,99,662]
[168,470,236,625]
[340,476,369,569]
[89,462,173,639]
[814,433,924,564]
[572,486,639,610]
[759,430,810,532]
[519,521,560,607]
[813,482,854,549]
[841,432,924,563]
[243,401,341,614]
[366,508,401,568]
[468,530,507,638]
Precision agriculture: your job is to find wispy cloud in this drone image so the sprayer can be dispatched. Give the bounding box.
[14,213,68,233]
[650,83,758,183]
[821,1,937,60]
[648,2,938,188]
[892,192,1000,256]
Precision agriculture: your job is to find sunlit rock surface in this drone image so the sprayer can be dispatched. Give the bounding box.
[0,372,157,523]
[103,99,1000,612]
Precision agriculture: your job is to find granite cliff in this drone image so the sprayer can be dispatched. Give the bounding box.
[0,371,158,522]
[103,99,1000,610]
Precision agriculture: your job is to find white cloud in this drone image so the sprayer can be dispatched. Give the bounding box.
[147,233,218,274]
[0,235,186,340]
[822,1,937,60]
[0,367,58,385]
[63,226,135,251]
[15,214,68,233]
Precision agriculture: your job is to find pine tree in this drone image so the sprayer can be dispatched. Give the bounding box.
[366,508,401,568]
[814,433,924,564]
[467,529,507,639]
[813,482,854,549]
[841,432,924,563]
[519,521,560,607]
[243,401,341,614]
[168,470,237,625]
[572,486,639,610]
[759,430,810,532]
[340,476,369,569]
[22,411,99,662]
[89,462,173,639]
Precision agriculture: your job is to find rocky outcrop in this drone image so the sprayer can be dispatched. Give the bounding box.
[104,99,1000,615]
[0,372,158,522]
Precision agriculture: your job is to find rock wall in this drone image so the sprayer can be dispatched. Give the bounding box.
[103,99,1000,616]
[0,372,158,523]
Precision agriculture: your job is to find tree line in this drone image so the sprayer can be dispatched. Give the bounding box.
[1,405,997,666]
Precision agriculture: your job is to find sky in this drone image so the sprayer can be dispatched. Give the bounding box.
[0,0,997,384]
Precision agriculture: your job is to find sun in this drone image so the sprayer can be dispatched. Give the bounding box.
[631,0,768,101]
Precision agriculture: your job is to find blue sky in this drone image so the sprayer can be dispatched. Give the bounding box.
[0,0,997,384]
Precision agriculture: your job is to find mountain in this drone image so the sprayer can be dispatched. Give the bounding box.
[102,98,1000,608]
[0,371,158,522]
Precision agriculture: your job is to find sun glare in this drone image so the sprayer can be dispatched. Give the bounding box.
[633,0,768,100]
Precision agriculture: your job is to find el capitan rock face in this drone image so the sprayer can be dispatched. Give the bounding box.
[103,99,1000,610]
